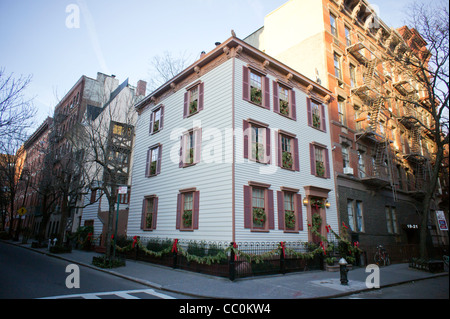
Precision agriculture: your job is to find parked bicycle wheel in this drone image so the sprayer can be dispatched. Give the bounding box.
[374,252,381,265]
[384,255,391,266]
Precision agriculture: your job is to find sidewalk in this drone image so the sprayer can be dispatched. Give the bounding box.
[4,240,449,299]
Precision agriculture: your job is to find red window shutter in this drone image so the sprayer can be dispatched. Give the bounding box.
[156,145,162,174]
[293,137,300,171]
[243,120,249,159]
[307,97,312,127]
[152,197,158,229]
[276,131,282,167]
[296,194,303,231]
[320,104,327,132]
[310,143,316,175]
[141,199,147,230]
[198,83,204,111]
[291,90,297,121]
[149,111,154,134]
[264,76,270,110]
[277,191,284,230]
[183,92,189,118]
[194,128,202,164]
[145,148,151,177]
[265,127,271,164]
[267,189,274,230]
[193,191,200,229]
[243,185,252,228]
[324,148,330,178]
[243,66,250,101]
[160,106,164,130]
[176,194,182,229]
[273,81,279,114]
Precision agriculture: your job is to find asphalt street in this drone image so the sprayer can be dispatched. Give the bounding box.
[0,241,188,299]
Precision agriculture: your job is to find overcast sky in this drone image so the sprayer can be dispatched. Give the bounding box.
[0,0,437,130]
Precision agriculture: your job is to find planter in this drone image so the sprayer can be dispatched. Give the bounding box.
[325,264,340,272]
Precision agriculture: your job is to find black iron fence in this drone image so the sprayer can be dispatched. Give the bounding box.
[114,236,327,280]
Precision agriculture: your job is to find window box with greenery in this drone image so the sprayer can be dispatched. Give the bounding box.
[282,151,293,169]
[182,209,193,228]
[279,99,289,116]
[252,142,265,162]
[316,160,325,177]
[251,86,262,105]
[252,207,266,228]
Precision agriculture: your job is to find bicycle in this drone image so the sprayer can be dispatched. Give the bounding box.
[374,245,391,266]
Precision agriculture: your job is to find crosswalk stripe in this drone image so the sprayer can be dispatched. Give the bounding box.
[39,288,176,299]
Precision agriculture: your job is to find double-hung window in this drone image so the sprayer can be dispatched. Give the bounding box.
[243,182,274,231]
[385,206,399,234]
[275,130,299,171]
[347,199,364,232]
[145,144,162,177]
[330,13,337,38]
[334,53,342,80]
[310,143,330,178]
[277,188,303,232]
[243,119,271,164]
[141,195,158,231]
[179,128,202,167]
[307,98,327,132]
[150,105,164,134]
[183,82,204,118]
[242,66,270,109]
[273,81,297,120]
[176,189,200,231]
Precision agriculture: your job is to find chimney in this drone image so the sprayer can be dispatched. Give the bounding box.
[136,80,147,97]
[200,51,206,59]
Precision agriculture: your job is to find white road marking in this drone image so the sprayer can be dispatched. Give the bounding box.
[39,288,176,299]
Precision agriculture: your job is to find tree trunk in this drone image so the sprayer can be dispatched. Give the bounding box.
[419,148,443,259]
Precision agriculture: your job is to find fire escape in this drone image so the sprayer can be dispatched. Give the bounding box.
[348,41,398,200]
[395,80,430,199]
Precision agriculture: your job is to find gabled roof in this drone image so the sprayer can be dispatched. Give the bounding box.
[135,35,332,111]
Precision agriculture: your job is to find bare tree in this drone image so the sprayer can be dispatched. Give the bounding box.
[70,79,138,260]
[147,51,192,92]
[0,68,36,143]
[386,1,449,258]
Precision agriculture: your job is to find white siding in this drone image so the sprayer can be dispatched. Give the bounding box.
[233,58,338,242]
[127,59,234,242]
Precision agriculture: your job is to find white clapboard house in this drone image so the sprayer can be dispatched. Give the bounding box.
[128,35,337,243]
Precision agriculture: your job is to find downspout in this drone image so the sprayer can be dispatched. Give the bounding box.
[232,50,236,243]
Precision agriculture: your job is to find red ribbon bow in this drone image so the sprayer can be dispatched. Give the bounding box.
[171,239,178,253]
[87,233,92,241]
[342,222,348,229]
[280,242,286,258]
[320,241,326,255]
[132,236,138,248]
[233,242,238,260]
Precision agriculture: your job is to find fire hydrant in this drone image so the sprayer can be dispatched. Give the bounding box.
[339,258,349,285]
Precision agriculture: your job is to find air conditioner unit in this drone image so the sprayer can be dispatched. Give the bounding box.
[343,167,354,175]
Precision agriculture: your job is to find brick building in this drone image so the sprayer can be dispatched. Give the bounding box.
[245,0,448,251]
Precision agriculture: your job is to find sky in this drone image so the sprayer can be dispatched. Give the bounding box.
[0,0,437,132]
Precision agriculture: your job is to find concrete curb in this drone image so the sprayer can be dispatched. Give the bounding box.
[3,239,448,299]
